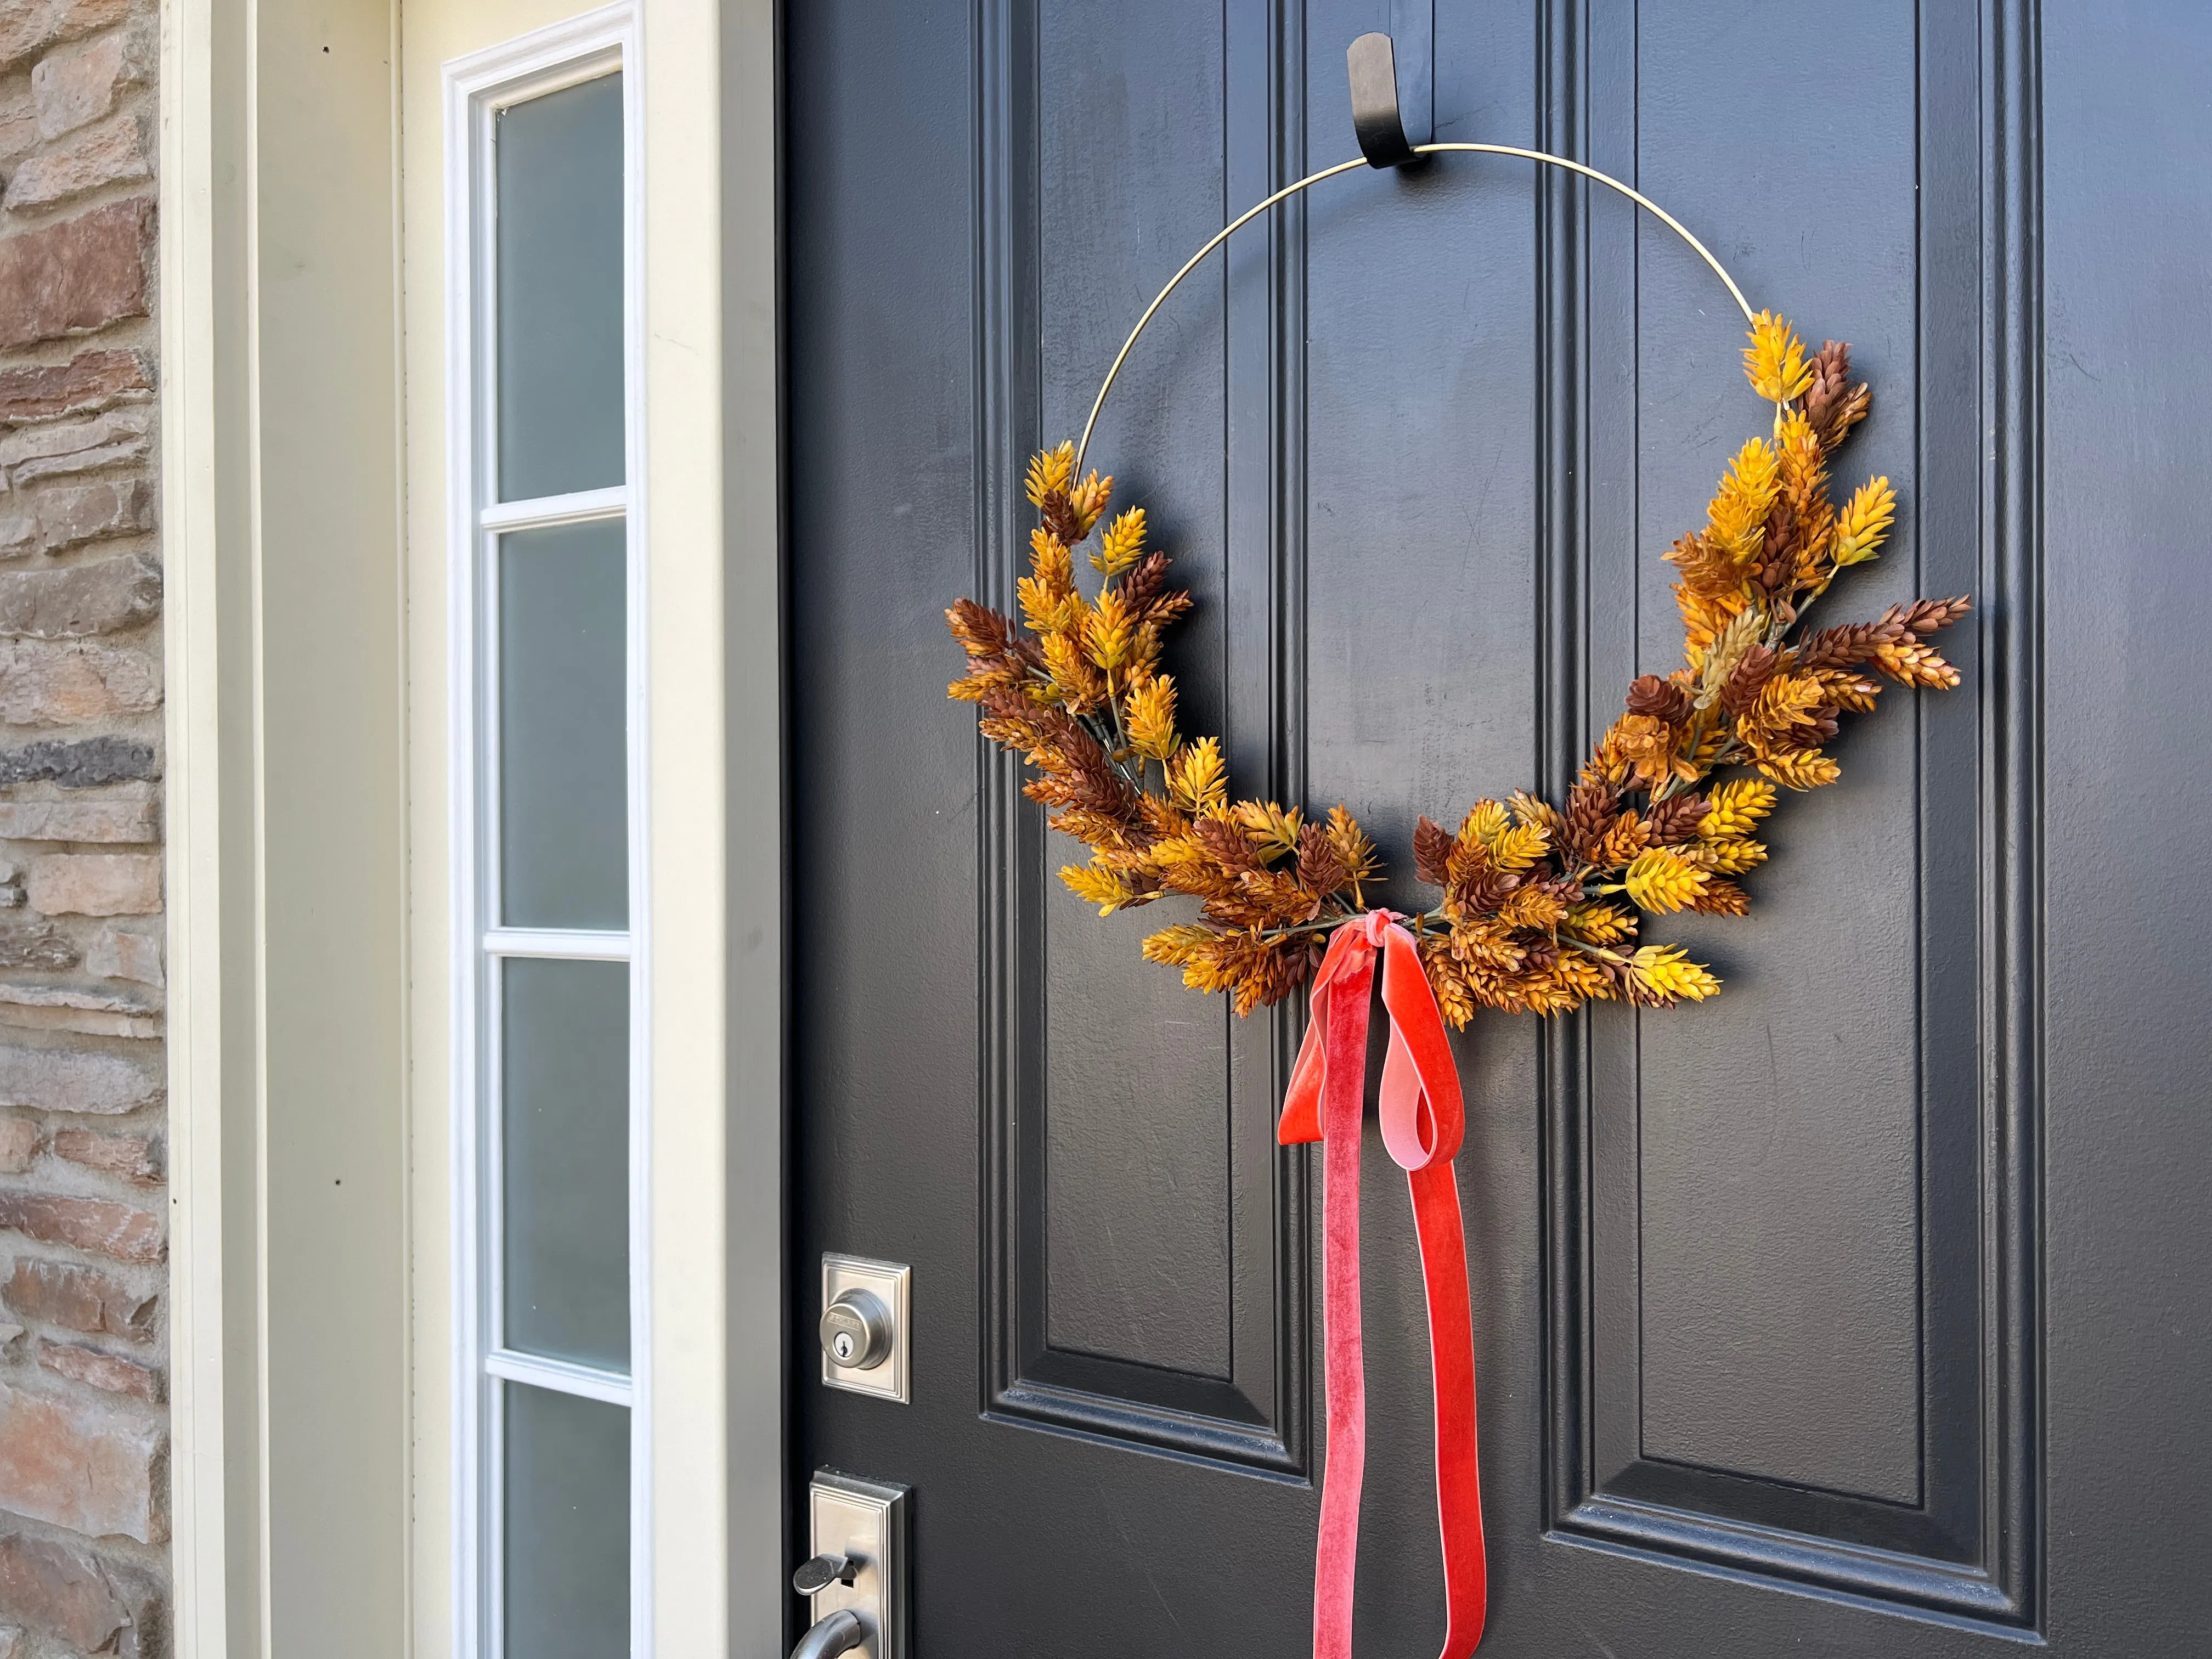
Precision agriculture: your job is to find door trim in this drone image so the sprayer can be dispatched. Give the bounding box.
[160,0,787,1653]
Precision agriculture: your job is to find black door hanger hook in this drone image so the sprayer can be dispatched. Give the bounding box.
[1347,3,1434,170]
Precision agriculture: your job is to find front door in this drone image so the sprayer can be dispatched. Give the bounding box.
[787,4,2211,1654]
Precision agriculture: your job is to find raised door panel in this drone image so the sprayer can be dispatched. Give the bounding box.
[1543,0,2038,1628]
[978,0,1313,1473]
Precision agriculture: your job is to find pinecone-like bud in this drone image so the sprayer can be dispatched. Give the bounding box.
[1452,862,1520,917]
[1040,489,1082,545]
[1296,822,1350,896]
[1719,643,1780,715]
[1194,814,1259,873]
[1413,815,1456,887]
[1626,674,1692,724]
[1565,777,1618,857]
[1795,618,1908,670]
[1803,341,1870,450]
[1643,792,1709,844]
[1893,595,1972,636]
[1116,549,1170,618]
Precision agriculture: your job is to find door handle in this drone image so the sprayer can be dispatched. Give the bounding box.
[800,1470,909,1658]
[790,1607,866,1659]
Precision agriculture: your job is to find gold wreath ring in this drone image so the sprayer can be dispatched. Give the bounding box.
[1075,143,1759,476]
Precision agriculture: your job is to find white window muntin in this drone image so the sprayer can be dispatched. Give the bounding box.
[445,8,648,1658]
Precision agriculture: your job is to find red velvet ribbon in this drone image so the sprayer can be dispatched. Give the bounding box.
[1278,911,1486,1658]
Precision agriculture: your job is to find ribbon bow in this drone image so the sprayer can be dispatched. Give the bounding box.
[1278,911,1487,1658]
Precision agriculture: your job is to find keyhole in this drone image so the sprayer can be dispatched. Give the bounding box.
[834,1333,856,1363]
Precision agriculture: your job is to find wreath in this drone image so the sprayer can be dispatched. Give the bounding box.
[947,311,1968,1024]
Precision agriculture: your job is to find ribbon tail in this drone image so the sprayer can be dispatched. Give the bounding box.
[1313,953,1373,1659]
[1410,1157,1486,1658]
[1373,923,1486,1655]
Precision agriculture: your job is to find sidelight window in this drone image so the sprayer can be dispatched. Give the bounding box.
[448,15,644,1659]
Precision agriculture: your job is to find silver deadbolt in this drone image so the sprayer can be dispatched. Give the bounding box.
[820,1289,893,1370]
[820,1254,911,1403]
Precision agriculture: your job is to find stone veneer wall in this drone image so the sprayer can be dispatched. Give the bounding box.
[0,1,165,1655]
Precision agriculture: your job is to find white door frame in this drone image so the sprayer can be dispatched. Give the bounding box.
[157,0,786,1652]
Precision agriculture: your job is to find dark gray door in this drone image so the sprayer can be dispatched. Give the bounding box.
[786,3,2212,1652]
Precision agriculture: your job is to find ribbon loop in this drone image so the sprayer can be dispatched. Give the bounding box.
[1278,915,1487,1658]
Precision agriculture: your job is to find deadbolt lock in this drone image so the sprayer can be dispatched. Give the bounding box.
[820,1289,893,1370]
[820,1254,911,1403]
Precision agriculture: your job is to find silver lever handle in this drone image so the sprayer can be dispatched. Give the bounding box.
[792,1553,859,1596]
[790,1607,866,1659]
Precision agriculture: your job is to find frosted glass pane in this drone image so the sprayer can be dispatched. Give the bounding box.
[499,518,626,929]
[496,72,624,501]
[502,957,628,1368]
[503,1383,629,1658]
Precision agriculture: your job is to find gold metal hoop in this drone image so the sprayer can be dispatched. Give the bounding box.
[1074,143,1759,475]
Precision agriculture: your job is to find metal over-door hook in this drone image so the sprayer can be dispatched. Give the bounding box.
[1347,4,1434,169]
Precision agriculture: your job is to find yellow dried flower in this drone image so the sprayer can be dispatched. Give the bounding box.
[1063,859,1139,916]
[1628,945,1722,1005]
[1756,749,1843,790]
[1623,848,1709,913]
[1024,442,1075,507]
[1682,838,1768,875]
[1126,673,1180,761]
[1167,736,1226,814]
[1707,438,1782,560]
[1744,311,1814,404]
[1698,778,1778,839]
[1094,507,1148,575]
[1491,821,1550,871]
[1831,477,1897,568]
[1085,588,1135,674]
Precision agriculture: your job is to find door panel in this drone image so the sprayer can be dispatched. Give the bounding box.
[1539,0,2033,1623]
[787,1,2212,1653]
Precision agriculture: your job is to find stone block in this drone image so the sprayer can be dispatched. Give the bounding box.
[51,1127,154,1185]
[0,997,156,1039]
[0,86,32,161]
[0,789,155,842]
[0,403,150,483]
[0,1190,160,1260]
[31,23,147,140]
[0,349,148,426]
[1,1257,153,1336]
[27,851,156,915]
[38,1336,156,1400]
[0,1382,161,1540]
[35,474,151,548]
[0,1041,159,1113]
[0,1113,33,1171]
[0,0,131,70]
[0,510,29,560]
[0,197,146,348]
[0,923,75,971]
[3,110,149,210]
[0,639,155,724]
[82,920,153,983]
[0,1527,158,1655]
[0,551,159,637]
[0,736,156,788]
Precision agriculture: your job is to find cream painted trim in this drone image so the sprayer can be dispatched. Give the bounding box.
[167,0,783,1651]
[166,1,411,1655]
[639,0,785,1651]
[161,0,253,1651]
